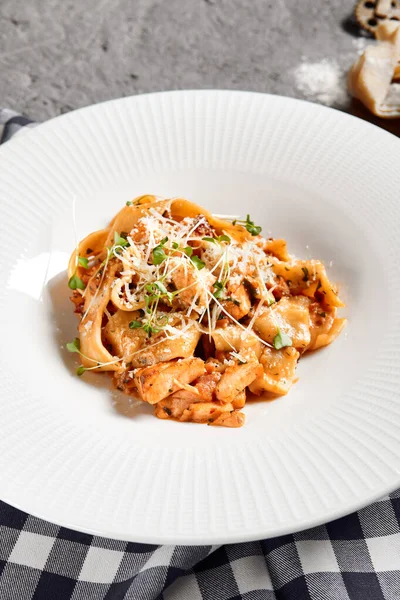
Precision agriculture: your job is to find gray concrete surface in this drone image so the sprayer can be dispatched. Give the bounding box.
[0,0,366,121]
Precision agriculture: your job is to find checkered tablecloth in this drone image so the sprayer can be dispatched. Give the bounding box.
[2,109,400,600]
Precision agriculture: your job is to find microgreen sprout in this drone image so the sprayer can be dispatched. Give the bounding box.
[78,256,89,268]
[171,241,192,256]
[273,329,293,350]
[67,337,123,376]
[126,200,133,206]
[213,281,225,299]
[226,297,240,306]
[232,214,262,236]
[191,255,205,270]
[113,231,129,248]
[68,273,85,290]
[202,234,231,244]
[152,236,168,265]
[66,338,80,353]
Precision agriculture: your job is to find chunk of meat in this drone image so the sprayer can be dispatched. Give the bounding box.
[269,276,290,301]
[155,383,245,427]
[132,324,201,367]
[155,390,201,419]
[168,260,215,312]
[180,401,233,423]
[134,357,205,404]
[209,410,245,427]
[204,358,226,373]
[154,371,221,419]
[179,401,245,427]
[194,372,222,401]
[221,282,251,320]
[243,276,263,300]
[253,296,311,350]
[249,346,299,396]
[232,389,246,409]
[216,352,262,403]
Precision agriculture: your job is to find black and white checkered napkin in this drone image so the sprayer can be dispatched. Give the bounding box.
[2,110,400,600]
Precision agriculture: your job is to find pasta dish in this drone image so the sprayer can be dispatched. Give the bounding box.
[67,195,346,427]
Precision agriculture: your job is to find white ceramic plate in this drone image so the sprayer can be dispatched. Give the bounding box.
[1,90,400,545]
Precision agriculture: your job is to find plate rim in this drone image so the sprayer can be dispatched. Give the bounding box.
[1,89,400,544]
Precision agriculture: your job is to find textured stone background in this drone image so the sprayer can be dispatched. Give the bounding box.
[0,0,369,120]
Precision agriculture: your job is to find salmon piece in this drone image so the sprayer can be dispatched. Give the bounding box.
[179,401,230,423]
[231,389,246,409]
[209,410,245,427]
[216,353,262,403]
[155,372,221,418]
[155,390,201,419]
[178,400,245,427]
[204,358,225,373]
[194,372,221,402]
[134,357,205,404]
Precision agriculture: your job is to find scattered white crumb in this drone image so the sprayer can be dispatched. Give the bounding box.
[292,58,349,107]
[352,37,369,55]
[83,320,93,332]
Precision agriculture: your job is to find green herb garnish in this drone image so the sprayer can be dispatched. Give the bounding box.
[152,237,168,265]
[114,231,129,247]
[66,338,80,353]
[126,200,133,206]
[202,234,231,244]
[191,255,205,270]
[78,256,89,268]
[183,246,193,257]
[273,329,293,350]
[76,366,86,376]
[68,273,85,290]
[213,281,225,299]
[226,297,240,306]
[129,320,143,329]
[232,215,262,236]
[142,323,161,337]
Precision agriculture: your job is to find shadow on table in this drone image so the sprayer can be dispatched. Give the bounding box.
[350,99,400,138]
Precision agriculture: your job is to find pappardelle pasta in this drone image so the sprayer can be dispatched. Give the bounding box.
[67,195,346,427]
